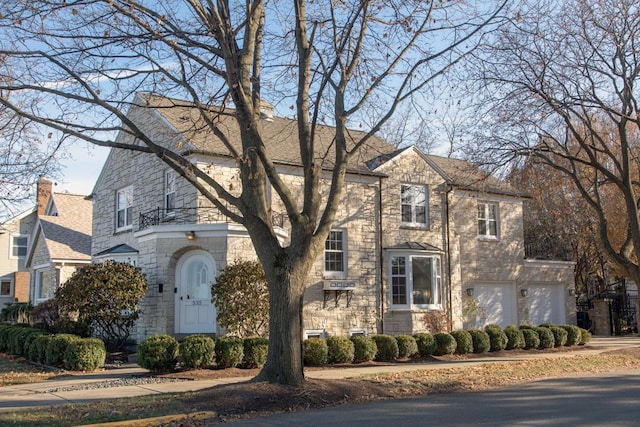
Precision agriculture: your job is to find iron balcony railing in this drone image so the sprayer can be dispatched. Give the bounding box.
[138,207,286,231]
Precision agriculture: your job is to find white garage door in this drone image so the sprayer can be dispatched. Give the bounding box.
[528,284,565,326]
[473,284,517,329]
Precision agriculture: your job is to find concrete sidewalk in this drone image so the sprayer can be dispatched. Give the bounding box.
[0,336,638,412]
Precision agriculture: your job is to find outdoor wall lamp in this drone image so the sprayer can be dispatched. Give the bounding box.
[520,288,529,297]
[568,288,576,296]
[466,288,474,297]
[186,231,196,241]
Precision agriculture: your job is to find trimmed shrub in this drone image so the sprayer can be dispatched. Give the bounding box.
[23,330,47,358]
[468,329,491,354]
[395,335,418,359]
[0,324,12,351]
[303,338,328,366]
[414,333,437,357]
[485,325,508,352]
[64,338,106,371]
[45,334,81,367]
[29,335,54,363]
[137,335,179,372]
[561,325,582,347]
[350,335,377,363]
[10,327,35,356]
[433,332,457,356]
[521,328,540,349]
[535,327,555,349]
[215,336,244,369]
[504,325,525,350]
[371,335,399,361]
[326,336,355,364]
[179,335,215,370]
[243,337,269,368]
[579,328,592,345]
[450,330,473,354]
[547,326,568,347]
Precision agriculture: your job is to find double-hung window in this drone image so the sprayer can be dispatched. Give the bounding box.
[390,255,441,308]
[116,186,133,231]
[324,229,346,277]
[478,202,499,238]
[0,280,11,296]
[11,235,28,258]
[165,170,176,214]
[401,184,428,227]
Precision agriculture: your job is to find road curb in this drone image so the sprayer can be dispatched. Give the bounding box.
[77,411,216,426]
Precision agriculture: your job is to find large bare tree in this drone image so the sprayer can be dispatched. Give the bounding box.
[0,0,505,384]
[467,0,640,320]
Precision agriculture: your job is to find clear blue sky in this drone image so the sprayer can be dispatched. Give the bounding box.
[55,143,110,196]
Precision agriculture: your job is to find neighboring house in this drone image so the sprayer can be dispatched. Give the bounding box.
[25,191,93,305]
[91,94,575,343]
[0,179,53,309]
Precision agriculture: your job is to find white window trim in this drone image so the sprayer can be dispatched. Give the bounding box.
[9,234,29,260]
[400,184,429,228]
[349,329,368,337]
[116,186,134,232]
[0,279,13,297]
[164,170,176,215]
[323,228,347,278]
[478,201,499,240]
[388,252,442,310]
[34,270,49,304]
[304,329,326,340]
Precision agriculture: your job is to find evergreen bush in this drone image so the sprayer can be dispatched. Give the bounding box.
[450,330,473,354]
[63,338,106,371]
[561,325,582,346]
[350,335,377,363]
[179,335,215,370]
[579,328,592,345]
[504,325,525,350]
[468,329,491,354]
[413,333,437,357]
[29,335,53,363]
[521,328,540,349]
[326,336,355,364]
[371,334,399,361]
[215,336,244,369]
[485,324,508,352]
[45,334,81,367]
[395,335,418,358]
[303,338,328,366]
[535,327,555,349]
[137,335,179,372]
[243,337,269,368]
[548,326,567,347]
[433,332,457,356]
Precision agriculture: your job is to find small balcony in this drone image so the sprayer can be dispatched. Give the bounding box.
[524,242,573,262]
[138,207,286,231]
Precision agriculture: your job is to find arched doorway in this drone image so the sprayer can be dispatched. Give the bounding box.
[175,250,216,334]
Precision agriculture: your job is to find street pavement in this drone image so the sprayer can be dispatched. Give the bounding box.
[0,336,638,414]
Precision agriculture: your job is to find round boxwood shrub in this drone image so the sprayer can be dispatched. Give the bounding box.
[29,334,53,363]
[179,335,215,370]
[579,328,592,345]
[215,336,244,369]
[547,326,567,347]
[504,325,525,350]
[243,337,269,368]
[433,332,457,356]
[350,335,377,363]
[137,335,179,372]
[521,328,540,349]
[450,330,473,354]
[64,338,106,371]
[468,329,491,354]
[561,325,582,347]
[535,327,555,349]
[326,336,355,364]
[371,334,399,361]
[303,338,328,366]
[45,334,81,367]
[413,333,437,357]
[485,325,508,352]
[395,335,418,358]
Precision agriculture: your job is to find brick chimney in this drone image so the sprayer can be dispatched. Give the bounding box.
[36,178,52,216]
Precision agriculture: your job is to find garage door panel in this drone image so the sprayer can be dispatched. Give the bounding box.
[473,284,516,329]
[528,284,564,326]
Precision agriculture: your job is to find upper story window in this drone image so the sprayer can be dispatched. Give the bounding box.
[401,184,428,227]
[116,186,133,231]
[324,229,347,277]
[165,170,176,214]
[478,202,499,238]
[0,280,11,296]
[10,235,28,258]
[390,254,441,308]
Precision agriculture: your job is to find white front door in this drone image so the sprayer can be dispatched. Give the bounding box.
[175,250,216,334]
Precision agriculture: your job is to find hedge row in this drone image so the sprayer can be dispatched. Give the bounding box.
[0,324,105,371]
[137,334,269,372]
[301,324,591,366]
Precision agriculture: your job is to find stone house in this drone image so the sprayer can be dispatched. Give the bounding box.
[91,94,575,343]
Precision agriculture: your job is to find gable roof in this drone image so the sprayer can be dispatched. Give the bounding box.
[26,193,92,264]
[135,93,397,176]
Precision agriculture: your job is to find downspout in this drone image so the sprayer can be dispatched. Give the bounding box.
[378,176,384,334]
[445,183,454,331]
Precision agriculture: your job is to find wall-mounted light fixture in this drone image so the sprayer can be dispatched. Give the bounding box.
[466,288,474,297]
[568,288,575,296]
[186,231,196,241]
[520,288,529,297]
